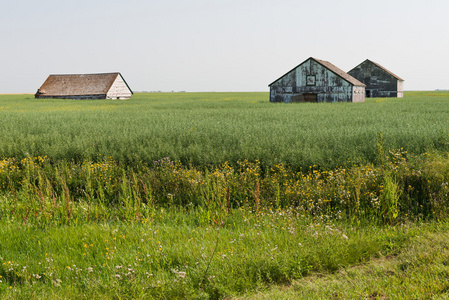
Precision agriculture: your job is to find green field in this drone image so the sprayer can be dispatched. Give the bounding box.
[1,92,449,299]
[1,91,448,169]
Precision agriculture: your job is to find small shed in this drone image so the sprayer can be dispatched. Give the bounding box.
[269,57,365,103]
[35,72,133,99]
[348,60,404,98]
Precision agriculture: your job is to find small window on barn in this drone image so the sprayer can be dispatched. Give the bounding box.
[306,75,316,86]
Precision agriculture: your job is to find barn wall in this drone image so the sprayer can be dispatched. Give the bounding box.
[270,86,355,103]
[348,61,399,98]
[37,95,106,100]
[270,59,357,103]
[397,80,404,98]
[106,75,132,99]
[352,86,365,103]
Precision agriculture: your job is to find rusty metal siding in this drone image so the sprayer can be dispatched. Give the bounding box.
[348,60,403,98]
[270,58,364,103]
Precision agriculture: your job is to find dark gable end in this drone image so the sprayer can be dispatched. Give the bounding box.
[348,59,404,98]
[349,59,404,81]
[365,59,404,81]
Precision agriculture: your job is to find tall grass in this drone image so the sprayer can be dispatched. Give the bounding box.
[0,92,448,170]
[1,148,449,227]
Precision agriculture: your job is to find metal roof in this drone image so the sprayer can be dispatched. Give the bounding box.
[269,57,366,87]
[350,59,404,81]
[36,72,133,96]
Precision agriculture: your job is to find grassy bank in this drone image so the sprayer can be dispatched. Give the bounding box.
[1,208,446,299]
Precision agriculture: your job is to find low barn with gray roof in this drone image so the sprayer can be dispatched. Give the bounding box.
[348,59,404,98]
[269,57,366,103]
[35,72,133,100]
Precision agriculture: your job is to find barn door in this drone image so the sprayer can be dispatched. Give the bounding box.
[303,93,317,102]
[291,94,305,103]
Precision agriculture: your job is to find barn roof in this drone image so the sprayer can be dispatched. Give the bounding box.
[350,59,404,81]
[269,57,365,87]
[36,72,133,96]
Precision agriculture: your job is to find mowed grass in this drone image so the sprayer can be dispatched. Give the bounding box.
[1,207,447,299]
[241,228,449,299]
[0,91,448,169]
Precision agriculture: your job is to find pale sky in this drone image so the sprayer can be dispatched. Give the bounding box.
[1,0,448,93]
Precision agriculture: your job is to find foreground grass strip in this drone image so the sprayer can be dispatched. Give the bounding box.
[0,210,439,299]
[241,226,449,299]
[2,150,449,226]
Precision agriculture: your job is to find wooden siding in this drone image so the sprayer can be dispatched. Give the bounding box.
[106,75,133,99]
[269,58,365,103]
[348,60,403,98]
[37,95,107,100]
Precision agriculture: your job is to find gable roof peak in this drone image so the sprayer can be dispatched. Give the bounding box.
[269,57,365,87]
[353,59,404,81]
[311,58,365,87]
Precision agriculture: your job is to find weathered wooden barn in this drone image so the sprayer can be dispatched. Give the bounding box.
[348,59,404,98]
[35,72,133,99]
[269,57,366,103]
